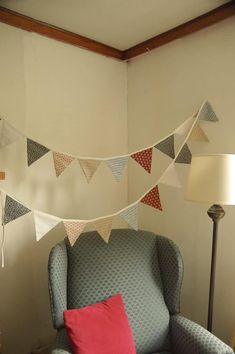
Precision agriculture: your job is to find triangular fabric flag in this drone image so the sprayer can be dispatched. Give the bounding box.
[94,217,113,243]
[33,210,61,241]
[159,164,181,188]
[63,221,86,246]
[198,101,219,122]
[141,186,162,211]
[53,152,75,177]
[106,156,128,182]
[131,148,153,173]
[155,135,175,159]
[119,204,138,231]
[174,116,195,137]
[175,143,192,164]
[79,159,101,183]
[4,195,31,225]
[189,123,209,142]
[27,138,50,166]
[0,120,22,148]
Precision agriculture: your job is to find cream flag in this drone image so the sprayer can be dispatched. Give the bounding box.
[106,156,128,182]
[79,159,101,183]
[159,164,181,188]
[174,116,195,137]
[63,221,86,246]
[0,120,22,148]
[34,210,61,241]
[189,123,209,142]
[94,217,113,243]
[53,152,75,177]
[119,204,138,230]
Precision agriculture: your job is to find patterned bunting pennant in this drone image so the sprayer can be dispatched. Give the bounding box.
[175,143,192,164]
[79,159,101,183]
[175,116,195,137]
[131,148,153,173]
[189,123,209,142]
[119,204,138,230]
[0,120,22,148]
[198,101,219,122]
[141,186,162,211]
[33,210,61,241]
[4,195,31,225]
[53,152,75,177]
[106,156,128,182]
[155,135,175,159]
[94,217,113,243]
[159,164,181,188]
[27,138,50,166]
[63,221,86,246]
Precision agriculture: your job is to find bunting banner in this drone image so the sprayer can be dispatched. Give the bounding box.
[131,148,153,173]
[119,204,138,231]
[189,123,209,142]
[0,100,220,266]
[53,152,75,177]
[27,138,50,166]
[155,135,175,159]
[141,185,162,210]
[0,101,215,182]
[63,220,86,246]
[106,156,128,182]
[79,159,101,183]
[93,217,113,243]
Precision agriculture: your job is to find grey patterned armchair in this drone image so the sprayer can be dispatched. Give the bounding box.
[48,229,233,354]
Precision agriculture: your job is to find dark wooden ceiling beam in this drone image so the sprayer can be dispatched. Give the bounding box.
[0,2,235,61]
[123,1,235,60]
[0,6,123,60]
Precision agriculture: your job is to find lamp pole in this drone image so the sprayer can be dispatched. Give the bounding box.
[207,204,225,332]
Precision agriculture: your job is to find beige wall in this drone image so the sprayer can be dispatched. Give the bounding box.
[127,18,235,343]
[0,23,128,353]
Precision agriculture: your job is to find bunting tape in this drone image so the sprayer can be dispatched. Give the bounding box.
[0,100,219,256]
[0,101,218,182]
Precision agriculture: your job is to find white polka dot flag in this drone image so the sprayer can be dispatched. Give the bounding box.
[53,152,75,177]
[131,148,153,173]
[33,210,61,241]
[0,119,21,148]
[189,123,209,142]
[105,156,128,182]
[63,221,86,246]
[79,159,101,183]
[141,186,162,211]
[93,217,113,243]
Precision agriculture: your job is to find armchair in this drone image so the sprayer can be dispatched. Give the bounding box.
[48,229,233,354]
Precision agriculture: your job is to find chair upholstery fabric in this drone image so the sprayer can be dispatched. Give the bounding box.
[48,229,233,354]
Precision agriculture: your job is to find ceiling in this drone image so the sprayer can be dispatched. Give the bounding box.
[0,0,230,50]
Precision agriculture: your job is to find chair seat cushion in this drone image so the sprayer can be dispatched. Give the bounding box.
[64,294,136,354]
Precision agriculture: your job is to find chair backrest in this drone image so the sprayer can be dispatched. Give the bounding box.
[48,229,183,354]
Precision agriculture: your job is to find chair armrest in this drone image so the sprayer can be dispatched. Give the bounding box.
[171,315,234,354]
[48,241,68,329]
[51,329,71,354]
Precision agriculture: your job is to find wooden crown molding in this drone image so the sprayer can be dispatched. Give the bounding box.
[0,1,235,61]
[123,1,235,60]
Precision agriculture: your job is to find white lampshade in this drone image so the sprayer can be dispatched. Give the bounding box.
[186,154,235,205]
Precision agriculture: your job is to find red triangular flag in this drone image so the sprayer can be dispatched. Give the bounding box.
[131,148,153,173]
[141,185,162,210]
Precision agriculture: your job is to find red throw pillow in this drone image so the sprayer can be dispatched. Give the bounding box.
[64,293,136,354]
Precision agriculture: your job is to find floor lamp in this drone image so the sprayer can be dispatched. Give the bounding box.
[186,154,235,332]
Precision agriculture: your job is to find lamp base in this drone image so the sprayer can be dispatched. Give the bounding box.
[206,204,225,332]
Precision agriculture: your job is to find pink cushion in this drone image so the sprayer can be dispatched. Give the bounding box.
[64,294,136,354]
